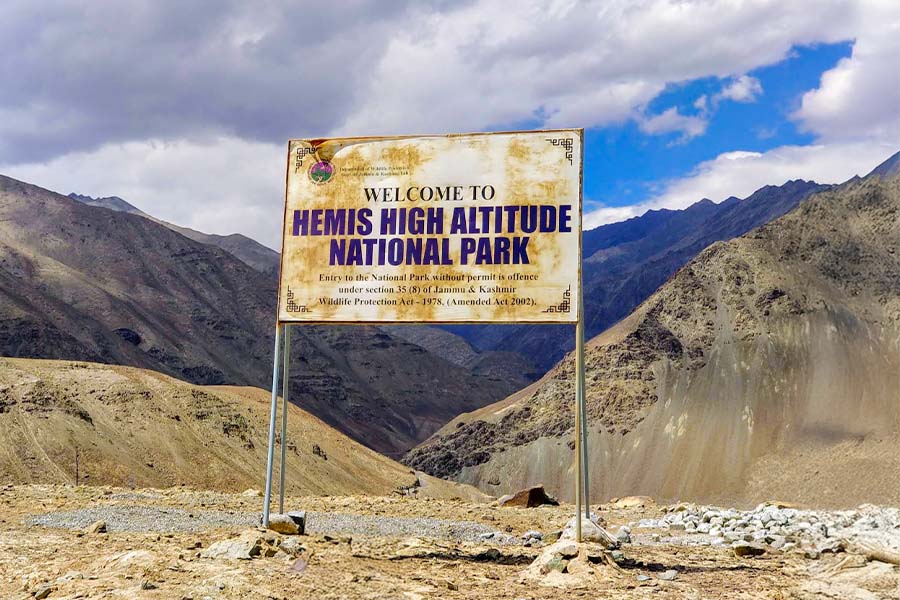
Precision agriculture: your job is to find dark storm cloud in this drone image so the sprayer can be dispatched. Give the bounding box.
[0,0,447,164]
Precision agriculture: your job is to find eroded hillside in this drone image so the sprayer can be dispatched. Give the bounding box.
[0,357,491,504]
[407,154,900,508]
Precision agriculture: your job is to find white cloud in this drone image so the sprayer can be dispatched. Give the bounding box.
[584,143,898,229]
[714,75,764,103]
[638,107,708,142]
[2,137,286,249]
[2,0,888,246]
[639,74,762,144]
[794,0,900,141]
[586,0,900,230]
[337,0,858,135]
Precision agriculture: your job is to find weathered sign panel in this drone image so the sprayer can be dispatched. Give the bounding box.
[277,129,582,323]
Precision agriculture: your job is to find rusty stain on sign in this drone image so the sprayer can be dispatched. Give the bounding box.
[277,129,582,324]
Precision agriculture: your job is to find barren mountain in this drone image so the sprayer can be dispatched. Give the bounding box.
[382,325,540,390]
[407,151,900,508]
[0,176,515,457]
[69,193,281,275]
[69,192,535,382]
[445,179,830,371]
[0,357,488,499]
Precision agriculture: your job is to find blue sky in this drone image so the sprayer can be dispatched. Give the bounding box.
[2,1,898,248]
[586,42,853,211]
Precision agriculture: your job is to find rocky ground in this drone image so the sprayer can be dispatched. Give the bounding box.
[2,485,900,599]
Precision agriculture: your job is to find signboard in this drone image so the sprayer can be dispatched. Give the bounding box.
[277,129,582,323]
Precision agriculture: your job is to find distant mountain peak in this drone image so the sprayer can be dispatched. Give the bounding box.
[68,193,147,216]
[68,190,279,275]
[865,150,900,180]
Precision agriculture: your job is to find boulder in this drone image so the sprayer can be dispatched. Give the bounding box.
[733,542,766,557]
[279,537,306,557]
[34,585,55,599]
[267,511,306,535]
[554,541,580,558]
[615,527,632,544]
[522,530,543,542]
[241,488,262,497]
[498,485,559,508]
[544,529,563,543]
[543,554,568,573]
[526,540,579,576]
[659,569,678,581]
[611,496,655,509]
[83,520,107,534]
[201,531,265,560]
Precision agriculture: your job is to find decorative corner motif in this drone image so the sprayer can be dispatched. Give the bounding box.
[545,137,574,165]
[294,147,316,173]
[542,284,572,314]
[285,287,311,313]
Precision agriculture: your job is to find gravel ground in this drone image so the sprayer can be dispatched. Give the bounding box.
[25,505,515,544]
[27,505,256,533]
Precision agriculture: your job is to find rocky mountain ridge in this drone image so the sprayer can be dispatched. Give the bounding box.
[407,151,900,508]
[444,178,831,371]
[69,192,281,275]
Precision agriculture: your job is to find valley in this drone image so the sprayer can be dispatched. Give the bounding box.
[0,176,520,457]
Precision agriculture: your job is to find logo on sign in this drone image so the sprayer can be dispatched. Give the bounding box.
[309,160,335,185]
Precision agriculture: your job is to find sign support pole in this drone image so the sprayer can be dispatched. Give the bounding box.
[278,325,291,513]
[578,288,590,520]
[574,315,584,542]
[262,324,283,527]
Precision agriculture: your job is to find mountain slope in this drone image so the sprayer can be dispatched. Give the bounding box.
[0,175,514,457]
[382,325,540,389]
[0,357,488,500]
[67,192,533,380]
[444,179,830,371]
[407,152,900,508]
[69,193,281,275]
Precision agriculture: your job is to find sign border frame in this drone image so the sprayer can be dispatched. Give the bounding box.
[275,128,584,325]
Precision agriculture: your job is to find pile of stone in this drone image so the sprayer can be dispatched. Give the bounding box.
[629,502,900,558]
[519,513,623,588]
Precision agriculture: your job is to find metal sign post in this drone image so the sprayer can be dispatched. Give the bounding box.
[262,324,283,527]
[574,319,583,541]
[574,136,590,540]
[278,325,291,514]
[574,282,588,540]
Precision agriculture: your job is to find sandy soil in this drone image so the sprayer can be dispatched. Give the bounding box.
[2,485,898,599]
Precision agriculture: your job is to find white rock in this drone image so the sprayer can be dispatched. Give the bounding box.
[201,532,264,560]
[562,517,618,548]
